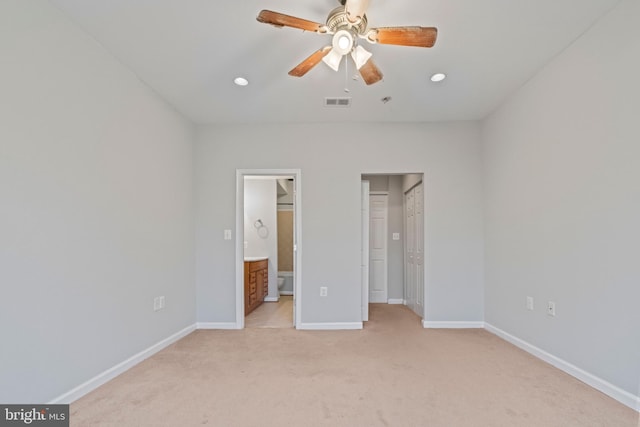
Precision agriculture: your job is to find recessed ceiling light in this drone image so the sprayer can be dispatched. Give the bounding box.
[234,77,249,86]
[430,73,446,82]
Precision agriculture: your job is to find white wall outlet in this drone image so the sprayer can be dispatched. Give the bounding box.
[547,301,556,317]
[320,286,328,297]
[526,296,534,311]
[392,233,400,241]
[244,241,248,249]
[154,296,165,311]
[224,229,232,240]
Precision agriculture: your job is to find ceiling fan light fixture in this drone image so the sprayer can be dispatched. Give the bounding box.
[322,48,343,72]
[332,29,354,56]
[430,73,446,82]
[351,45,372,70]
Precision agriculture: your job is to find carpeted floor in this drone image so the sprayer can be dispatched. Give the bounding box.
[70,304,638,426]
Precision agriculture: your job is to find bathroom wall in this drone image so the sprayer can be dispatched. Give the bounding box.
[276,179,295,294]
[243,178,278,300]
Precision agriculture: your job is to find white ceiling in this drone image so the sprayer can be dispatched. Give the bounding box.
[50,0,620,125]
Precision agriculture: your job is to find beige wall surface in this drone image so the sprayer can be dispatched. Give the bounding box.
[277,211,294,272]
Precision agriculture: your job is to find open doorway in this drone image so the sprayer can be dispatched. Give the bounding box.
[361,173,425,324]
[235,170,302,329]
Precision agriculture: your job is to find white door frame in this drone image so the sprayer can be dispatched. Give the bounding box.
[236,169,302,329]
[361,172,427,321]
[361,180,370,321]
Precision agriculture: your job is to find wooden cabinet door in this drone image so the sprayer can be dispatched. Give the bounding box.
[244,260,269,315]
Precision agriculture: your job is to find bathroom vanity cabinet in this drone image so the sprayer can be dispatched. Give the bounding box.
[244,259,268,315]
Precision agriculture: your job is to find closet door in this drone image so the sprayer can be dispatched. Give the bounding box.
[369,194,388,303]
[414,183,424,317]
[404,183,424,318]
[404,189,415,311]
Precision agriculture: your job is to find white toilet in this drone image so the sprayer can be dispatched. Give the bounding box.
[277,277,285,290]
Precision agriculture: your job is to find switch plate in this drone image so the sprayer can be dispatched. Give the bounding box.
[153,297,160,311]
[224,229,232,240]
[526,296,534,311]
[159,296,165,309]
[547,301,556,317]
[320,286,328,297]
[392,233,400,241]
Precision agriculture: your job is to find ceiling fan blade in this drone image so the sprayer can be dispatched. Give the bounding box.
[358,57,383,85]
[368,27,438,47]
[257,10,325,33]
[289,47,332,77]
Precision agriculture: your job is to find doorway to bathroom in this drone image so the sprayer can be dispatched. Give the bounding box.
[235,169,302,329]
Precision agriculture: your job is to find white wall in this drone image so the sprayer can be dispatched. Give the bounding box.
[244,178,278,299]
[482,0,640,397]
[0,0,195,403]
[195,122,485,325]
[387,176,405,301]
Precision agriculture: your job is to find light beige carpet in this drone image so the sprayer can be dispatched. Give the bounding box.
[70,304,638,426]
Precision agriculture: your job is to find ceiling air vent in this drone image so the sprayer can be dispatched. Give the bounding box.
[324,97,352,108]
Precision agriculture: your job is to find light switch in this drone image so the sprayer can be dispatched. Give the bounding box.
[224,229,232,240]
[392,233,400,241]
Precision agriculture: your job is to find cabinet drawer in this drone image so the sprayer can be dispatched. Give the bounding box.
[249,260,268,272]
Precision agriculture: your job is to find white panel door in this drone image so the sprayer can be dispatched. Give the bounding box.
[414,183,424,317]
[405,183,424,318]
[405,189,415,311]
[369,195,388,303]
[361,181,370,321]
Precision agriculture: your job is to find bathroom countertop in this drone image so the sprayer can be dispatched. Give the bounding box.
[244,256,268,262]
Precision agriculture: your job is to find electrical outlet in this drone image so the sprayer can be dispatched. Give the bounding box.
[392,233,400,241]
[153,296,165,311]
[224,229,232,240]
[547,301,556,317]
[320,286,328,297]
[526,296,534,311]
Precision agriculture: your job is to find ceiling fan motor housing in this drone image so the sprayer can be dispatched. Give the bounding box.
[326,6,368,35]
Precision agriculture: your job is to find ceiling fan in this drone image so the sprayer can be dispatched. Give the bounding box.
[256,0,437,85]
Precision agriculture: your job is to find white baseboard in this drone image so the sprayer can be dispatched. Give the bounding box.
[423,320,485,329]
[387,299,404,305]
[279,291,294,296]
[196,322,239,330]
[485,323,640,412]
[49,323,196,404]
[264,296,279,302]
[297,322,363,330]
